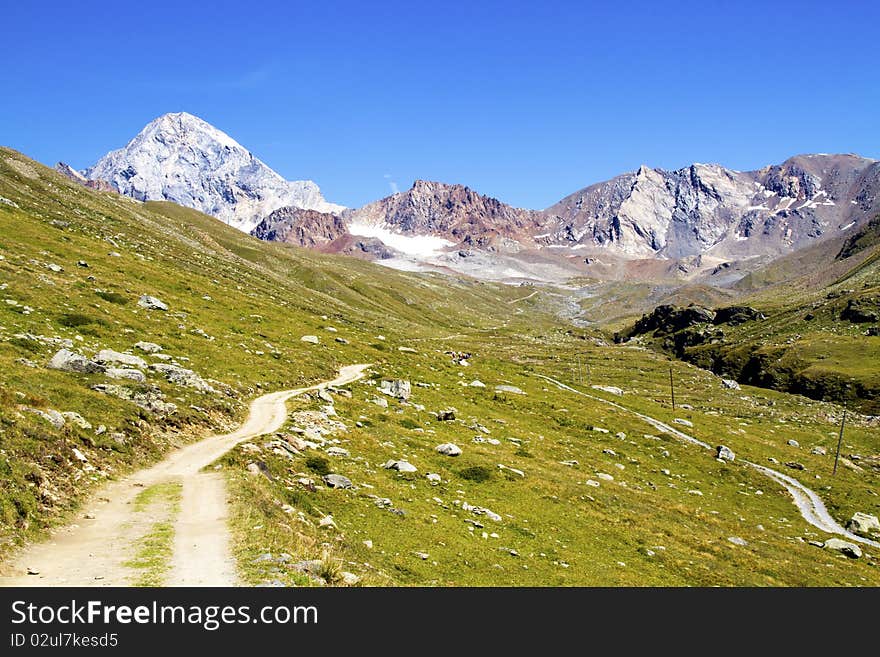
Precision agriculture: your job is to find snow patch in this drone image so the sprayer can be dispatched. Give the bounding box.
[348,221,454,258]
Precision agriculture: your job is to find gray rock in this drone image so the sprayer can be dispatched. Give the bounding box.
[317,389,334,404]
[379,379,411,400]
[673,418,693,427]
[382,459,417,473]
[436,443,462,457]
[846,512,880,536]
[591,385,623,396]
[95,349,147,369]
[720,378,740,390]
[300,335,319,344]
[323,474,353,489]
[335,337,349,344]
[148,363,216,393]
[436,409,456,421]
[290,560,323,575]
[105,368,147,383]
[61,412,92,430]
[824,538,862,558]
[134,341,163,354]
[811,446,827,456]
[47,348,104,374]
[469,380,486,388]
[716,445,736,461]
[23,407,65,429]
[138,295,168,311]
[426,473,441,483]
[246,462,262,476]
[727,536,748,546]
[91,383,177,415]
[494,385,525,395]
[787,439,800,448]
[370,396,389,408]
[325,446,350,457]
[341,572,360,586]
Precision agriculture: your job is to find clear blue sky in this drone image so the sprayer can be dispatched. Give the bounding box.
[2,0,877,209]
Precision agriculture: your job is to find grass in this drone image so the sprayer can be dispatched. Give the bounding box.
[1,146,878,586]
[124,482,182,586]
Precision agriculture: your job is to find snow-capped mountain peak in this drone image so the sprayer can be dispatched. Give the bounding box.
[85,112,343,232]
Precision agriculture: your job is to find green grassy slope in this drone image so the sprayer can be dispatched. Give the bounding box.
[0,148,877,586]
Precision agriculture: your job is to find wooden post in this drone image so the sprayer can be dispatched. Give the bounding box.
[833,403,847,476]
[669,367,676,411]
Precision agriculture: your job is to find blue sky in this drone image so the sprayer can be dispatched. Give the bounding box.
[1,0,877,209]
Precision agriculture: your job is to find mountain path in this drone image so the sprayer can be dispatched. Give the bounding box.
[0,364,370,587]
[535,374,880,549]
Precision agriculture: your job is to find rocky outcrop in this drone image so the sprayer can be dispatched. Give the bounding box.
[47,349,104,374]
[251,207,349,249]
[54,162,115,192]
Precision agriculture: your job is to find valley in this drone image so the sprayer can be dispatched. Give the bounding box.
[1,145,878,586]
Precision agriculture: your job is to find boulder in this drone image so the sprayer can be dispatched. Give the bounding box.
[95,349,147,369]
[379,379,411,400]
[846,512,880,536]
[61,412,92,430]
[811,446,827,456]
[301,335,320,344]
[138,295,168,311]
[148,363,216,393]
[495,385,525,395]
[727,536,748,546]
[673,418,693,427]
[436,409,456,421]
[325,446,350,457]
[720,378,740,390]
[787,439,800,448]
[382,460,417,473]
[134,341,163,353]
[106,368,147,383]
[469,380,486,388]
[713,306,764,326]
[426,473,441,483]
[591,385,623,396]
[823,538,862,558]
[47,348,104,374]
[436,443,462,457]
[23,407,65,429]
[323,474,353,489]
[716,445,736,462]
[841,299,878,324]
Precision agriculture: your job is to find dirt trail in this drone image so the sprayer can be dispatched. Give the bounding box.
[0,364,370,587]
[535,374,880,549]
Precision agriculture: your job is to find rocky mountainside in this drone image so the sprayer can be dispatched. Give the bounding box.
[84,112,343,232]
[54,162,115,192]
[252,207,348,249]
[541,154,880,260]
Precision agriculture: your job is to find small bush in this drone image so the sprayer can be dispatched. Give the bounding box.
[96,290,129,305]
[57,313,102,328]
[8,336,41,353]
[458,465,493,483]
[399,418,420,430]
[304,455,331,476]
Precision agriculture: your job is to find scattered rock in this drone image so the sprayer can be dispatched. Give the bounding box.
[148,363,216,393]
[319,515,337,529]
[246,463,262,476]
[72,448,88,462]
[335,337,349,344]
[727,536,748,546]
[495,385,525,395]
[363,540,373,549]
[787,439,800,448]
[846,512,880,536]
[398,346,417,353]
[824,538,862,558]
[323,474,353,489]
[325,446,349,457]
[811,446,827,456]
[469,380,486,388]
[436,443,462,457]
[105,368,147,383]
[61,412,91,430]
[585,479,600,487]
[426,473,441,483]
[436,409,456,421]
[27,567,39,576]
[134,341,163,354]
[47,348,104,374]
[560,460,579,467]
[673,418,693,427]
[379,379,411,400]
[300,335,319,344]
[591,385,623,396]
[138,295,168,311]
[716,445,735,462]
[784,461,805,470]
[341,572,360,586]
[370,396,388,408]
[497,464,525,477]
[95,349,147,369]
[23,407,66,429]
[596,473,614,482]
[382,460,417,473]
[721,378,741,390]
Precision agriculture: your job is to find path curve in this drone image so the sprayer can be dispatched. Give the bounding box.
[535,374,879,549]
[0,364,370,587]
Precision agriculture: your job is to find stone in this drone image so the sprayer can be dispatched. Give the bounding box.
[319,515,337,529]
[846,512,880,536]
[426,473,441,483]
[720,378,741,390]
[378,379,412,400]
[138,295,168,311]
[382,460,417,473]
[47,348,104,374]
[341,572,360,586]
[105,368,147,383]
[95,349,147,369]
[436,409,456,421]
[787,439,800,448]
[335,337,349,344]
[436,443,462,457]
[323,474,353,489]
[784,462,805,470]
[823,538,862,558]
[148,363,216,393]
[716,445,735,461]
[811,446,827,456]
[134,341,163,353]
[300,335,319,344]
[47,263,63,272]
[596,472,614,481]
[495,385,525,395]
[727,536,748,546]
[469,380,486,388]
[317,389,334,404]
[72,448,88,462]
[673,418,693,427]
[363,540,373,549]
[585,479,600,487]
[370,396,389,408]
[246,463,261,476]
[61,412,92,430]
[398,346,417,353]
[325,446,349,457]
[24,407,66,429]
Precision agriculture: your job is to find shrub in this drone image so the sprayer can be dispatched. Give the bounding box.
[458,465,493,483]
[304,455,331,476]
[96,290,129,305]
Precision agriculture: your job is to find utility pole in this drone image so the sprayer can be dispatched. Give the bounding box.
[669,367,676,411]
[832,403,847,476]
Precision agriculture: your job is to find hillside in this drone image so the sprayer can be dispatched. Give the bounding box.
[1,147,878,586]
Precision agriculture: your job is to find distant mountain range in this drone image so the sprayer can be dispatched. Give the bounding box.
[59,112,880,283]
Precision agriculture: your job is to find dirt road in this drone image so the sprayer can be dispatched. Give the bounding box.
[0,364,370,587]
